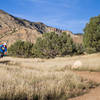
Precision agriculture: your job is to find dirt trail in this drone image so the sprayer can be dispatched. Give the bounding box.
[69,71,100,100]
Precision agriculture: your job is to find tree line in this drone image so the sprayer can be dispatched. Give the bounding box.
[8,32,83,58]
[8,15,100,58]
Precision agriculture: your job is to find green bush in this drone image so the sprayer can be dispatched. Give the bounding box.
[32,32,75,58]
[74,44,84,55]
[83,15,100,53]
[85,47,96,54]
[8,40,33,57]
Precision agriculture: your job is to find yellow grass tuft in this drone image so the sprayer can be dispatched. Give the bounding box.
[0,53,99,100]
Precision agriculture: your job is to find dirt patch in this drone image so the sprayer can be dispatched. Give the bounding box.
[69,71,100,100]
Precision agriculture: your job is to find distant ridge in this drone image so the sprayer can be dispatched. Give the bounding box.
[0,10,83,46]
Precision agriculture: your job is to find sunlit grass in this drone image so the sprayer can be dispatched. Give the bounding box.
[0,64,95,100]
[0,53,100,100]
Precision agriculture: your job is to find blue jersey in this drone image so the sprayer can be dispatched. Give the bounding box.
[0,45,7,53]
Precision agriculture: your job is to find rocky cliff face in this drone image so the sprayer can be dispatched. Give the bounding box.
[0,10,83,46]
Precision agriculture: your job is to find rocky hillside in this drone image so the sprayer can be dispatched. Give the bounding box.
[0,10,83,46]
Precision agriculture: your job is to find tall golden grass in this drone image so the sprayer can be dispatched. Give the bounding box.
[0,53,99,100]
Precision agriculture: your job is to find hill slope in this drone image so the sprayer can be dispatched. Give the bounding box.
[0,10,83,46]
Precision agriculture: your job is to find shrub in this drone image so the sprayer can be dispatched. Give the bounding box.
[83,15,100,53]
[74,44,84,55]
[32,32,75,58]
[8,40,33,57]
[85,47,96,54]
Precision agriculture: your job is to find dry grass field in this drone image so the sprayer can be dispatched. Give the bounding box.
[0,53,100,100]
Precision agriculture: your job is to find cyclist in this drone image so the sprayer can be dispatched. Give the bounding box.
[0,43,7,58]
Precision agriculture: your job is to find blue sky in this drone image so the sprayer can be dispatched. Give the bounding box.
[0,0,100,33]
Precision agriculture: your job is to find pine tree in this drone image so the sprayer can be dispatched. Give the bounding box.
[84,15,100,53]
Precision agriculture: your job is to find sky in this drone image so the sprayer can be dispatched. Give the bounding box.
[0,0,100,33]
